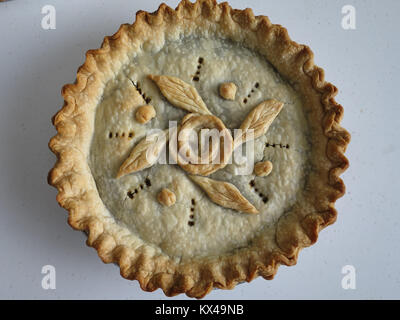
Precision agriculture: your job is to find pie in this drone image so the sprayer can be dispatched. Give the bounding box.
[48,0,350,298]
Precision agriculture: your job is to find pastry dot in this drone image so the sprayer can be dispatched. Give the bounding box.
[219,82,237,100]
[135,105,156,124]
[254,161,273,177]
[157,188,176,207]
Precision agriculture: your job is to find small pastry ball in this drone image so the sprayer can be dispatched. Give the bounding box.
[254,161,273,177]
[135,105,156,124]
[219,82,237,100]
[157,188,176,207]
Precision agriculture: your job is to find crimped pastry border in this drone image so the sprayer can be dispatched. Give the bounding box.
[48,0,350,298]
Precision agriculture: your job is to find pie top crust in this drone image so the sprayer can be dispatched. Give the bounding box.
[48,0,350,298]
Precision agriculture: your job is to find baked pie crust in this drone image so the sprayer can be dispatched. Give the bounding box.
[48,0,350,298]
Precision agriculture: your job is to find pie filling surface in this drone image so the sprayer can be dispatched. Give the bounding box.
[89,37,311,260]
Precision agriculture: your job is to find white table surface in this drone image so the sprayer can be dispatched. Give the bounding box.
[0,0,399,300]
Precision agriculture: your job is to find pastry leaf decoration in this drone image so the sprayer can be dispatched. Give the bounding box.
[148,75,212,115]
[117,130,168,178]
[189,175,259,214]
[234,99,284,148]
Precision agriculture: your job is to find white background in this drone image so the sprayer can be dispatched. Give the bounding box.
[0,0,399,299]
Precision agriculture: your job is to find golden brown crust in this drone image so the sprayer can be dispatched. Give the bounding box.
[48,0,350,298]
